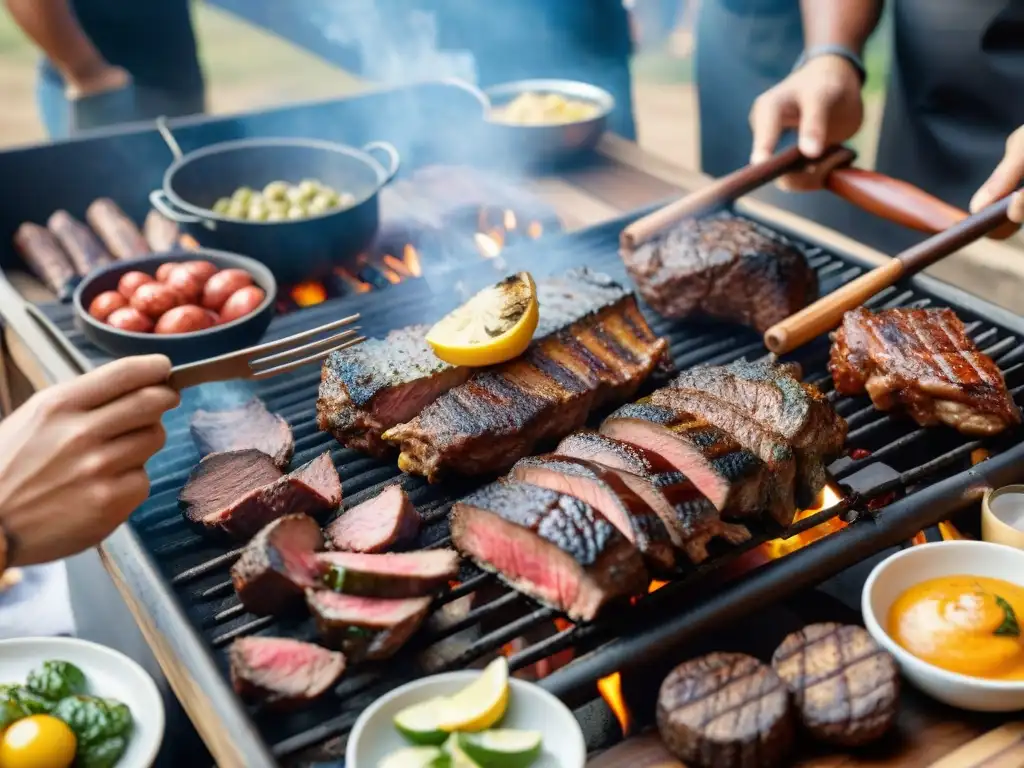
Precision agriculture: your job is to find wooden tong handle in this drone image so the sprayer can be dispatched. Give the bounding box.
[764,195,1016,355]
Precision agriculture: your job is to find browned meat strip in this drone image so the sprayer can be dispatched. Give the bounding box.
[47,210,112,274]
[231,514,325,616]
[622,212,818,333]
[830,307,1022,436]
[510,455,678,573]
[385,270,669,480]
[306,590,431,660]
[229,636,345,710]
[178,449,282,524]
[85,198,149,259]
[315,549,459,598]
[190,397,295,469]
[324,484,421,553]
[450,481,647,621]
[14,222,77,297]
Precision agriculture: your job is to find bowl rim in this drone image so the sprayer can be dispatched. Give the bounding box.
[345,670,586,765]
[862,539,1024,691]
[74,247,277,340]
[482,78,615,126]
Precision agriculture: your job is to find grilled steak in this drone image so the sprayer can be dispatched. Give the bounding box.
[324,484,421,553]
[772,623,899,747]
[669,361,846,506]
[229,636,345,710]
[658,653,795,768]
[178,449,283,526]
[450,481,647,621]
[316,549,459,598]
[190,398,294,469]
[317,325,472,457]
[830,307,1022,436]
[306,589,431,660]
[385,269,670,480]
[623,212,817,333]
[231,514,325,616]
[182,452,341,540]
[510,455,677,573]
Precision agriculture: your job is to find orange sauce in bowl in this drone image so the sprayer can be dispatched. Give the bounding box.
[888,575,1024,680]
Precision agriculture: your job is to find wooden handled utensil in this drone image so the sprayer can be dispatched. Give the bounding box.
[763,194,1017,355]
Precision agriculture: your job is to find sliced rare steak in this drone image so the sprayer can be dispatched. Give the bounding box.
[178,450,283,526]
[510,455,677,573]
[315,549,459,598]
[231,514,325,616]
[229,636,345,710]
[306,589,432,660]
[658,653,795,768]
[190,398,295,469]
[450,481,647,621]
[183,452,342,540]
[324,484,421,553]
[771,623,899,747]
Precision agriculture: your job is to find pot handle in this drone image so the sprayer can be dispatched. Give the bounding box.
[362,141,401,185]
[149,189,215,230]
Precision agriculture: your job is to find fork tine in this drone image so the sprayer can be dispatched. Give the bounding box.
[235,313,360,361]
[250,337,367,380]
[248,327,361,370]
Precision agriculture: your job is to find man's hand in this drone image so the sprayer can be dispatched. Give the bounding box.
[0,355,178,567]
[970,125,1024,224]
[749,55,864,190]
[65,63,130,100]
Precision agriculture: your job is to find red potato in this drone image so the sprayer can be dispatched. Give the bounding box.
[183,260,218,283]
[130,282,182,319]
[165,266,204,303]
[106,307,154,333]
[155,262,177,282]
[155,304,216,334]
[202,268,253,311]
[218,285,266,323]
[117,270,153,299]
[87,290,128,322]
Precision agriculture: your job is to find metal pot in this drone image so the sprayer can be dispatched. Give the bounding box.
[150,137,400,283]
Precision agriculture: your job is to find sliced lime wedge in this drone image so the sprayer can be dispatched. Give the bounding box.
[443,734,483,767]
[394,697,451,745]
[379,745,451,768]
[456,730,543,768]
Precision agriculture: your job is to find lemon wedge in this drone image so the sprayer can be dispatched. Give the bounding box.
[426,273,538,367]
[436,657,510,733]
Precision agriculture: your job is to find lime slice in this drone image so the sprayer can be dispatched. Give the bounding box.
[443,734,483,767]
[457,730,543,768]
[394,697,451,745]
[379,745,451,768]
[436,658,510,733]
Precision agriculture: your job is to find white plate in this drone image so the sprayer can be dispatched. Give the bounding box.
[347,671,586,768]
[0,637,165,767]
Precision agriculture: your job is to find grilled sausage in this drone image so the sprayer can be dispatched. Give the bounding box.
[117,270,154,299]
[202,269,253,311]
[47,210,112,275]
[219,286,266,323]
[13,222,77,298]
[86,198,149,259]
[143,210,180,253]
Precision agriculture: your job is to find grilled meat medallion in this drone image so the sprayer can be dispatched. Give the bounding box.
[229,636,345,711]
[323,484,421,553]
[451,480,648,621]
[622,212,818,333]
[830,307,1021,436]
[306,589,432,661]
[314,549,459,599]
[190,397,295,469]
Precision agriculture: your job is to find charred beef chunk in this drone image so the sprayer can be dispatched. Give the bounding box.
[231,514,325,616]
[510,455,678,574]
[830,307,1021,436]
[229,636,345,710]
[317,325,473,457]
[315,549,459,598]
[384,269,669,481]
[178,449,283,524]
[771,623,899,747]
[324,484,421,553]
[623,212,817,334]
[658,653,794,768]
[450,481,647,621]
[306,590,431,660]
[190,398,295,469]
[182,452,341,540]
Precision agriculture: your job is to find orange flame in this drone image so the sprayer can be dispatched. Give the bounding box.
[938,521,968,540]
[597,672,632,736]
[403,244,422,277]
[290,281,327,307]
[648,580,669,593]
[178,233,201,251]
[333,267,372,294]
[378,265,402,284]
[382,254,413,278]
[909,531,928,546]
[761,484,846,560]
[504,209,517,231]
[527,221,544,239]
[475,232,502,259]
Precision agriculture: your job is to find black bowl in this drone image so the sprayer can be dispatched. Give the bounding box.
[74,248,277,365]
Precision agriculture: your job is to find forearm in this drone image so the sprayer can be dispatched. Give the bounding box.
[5,0,106,82]
[800,0,884,56]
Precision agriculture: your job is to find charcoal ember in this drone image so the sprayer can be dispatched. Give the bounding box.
[324,484,421,553]
[771,622,899,746]
[657,652,794,768]
[229,636,344,710]
[315,549,459,599]
[306,589,431,661]
[231,514,325,616]
[190,397,295,469]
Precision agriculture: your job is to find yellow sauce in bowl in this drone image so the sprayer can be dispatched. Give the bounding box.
[888,575,1024,680]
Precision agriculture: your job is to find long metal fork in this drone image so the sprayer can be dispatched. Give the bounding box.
[167,313,364,390]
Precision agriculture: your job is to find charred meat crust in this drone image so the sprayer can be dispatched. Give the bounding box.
[229,636,345,710]
[190,398,295,469]
[324,484,421,553]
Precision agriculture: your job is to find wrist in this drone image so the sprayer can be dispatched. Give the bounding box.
[794,45,866,86]
[61,53,110,87]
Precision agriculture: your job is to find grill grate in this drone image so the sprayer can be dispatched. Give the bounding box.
[28,208,1024,762]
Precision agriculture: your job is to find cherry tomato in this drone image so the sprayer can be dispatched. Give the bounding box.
[87,290,128,322]
[201,268,253,311]
[219,285,267,323]
[155,262,177,282]
[0,714,77,768]
[164,266,204,303]
[116,270,153,299]
[130,282,182,319]
[106,307,154,333]
[155,304,216,334]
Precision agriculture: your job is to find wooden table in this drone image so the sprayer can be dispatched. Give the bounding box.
[0,136,1020,767]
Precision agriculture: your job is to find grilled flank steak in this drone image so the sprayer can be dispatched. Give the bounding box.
[323,484,421,553]
[190,397,294,469]
[384,269,670,480]
[306,590,432,661]
[229,636,345,711]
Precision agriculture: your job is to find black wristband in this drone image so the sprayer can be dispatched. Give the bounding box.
[792,44,867,85]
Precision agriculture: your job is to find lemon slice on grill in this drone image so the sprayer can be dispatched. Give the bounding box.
[426,273,538,367]
[435,657,510,733]
[456,730,543,768]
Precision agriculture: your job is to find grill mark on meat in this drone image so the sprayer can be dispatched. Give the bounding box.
[525,346,590,394]
[590,325,638,366]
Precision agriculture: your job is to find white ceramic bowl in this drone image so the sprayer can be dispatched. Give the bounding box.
[0,637,165,767]
[862,540,1024,712]
[346,671,586,768]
